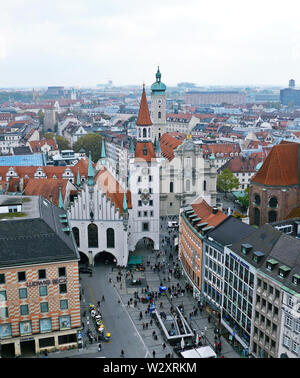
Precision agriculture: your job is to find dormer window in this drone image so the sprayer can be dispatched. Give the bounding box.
[241,243,252,255]
[253,251,264,263]
[266,259,278,271]
[279,265,291,278]
[292,275,300,286]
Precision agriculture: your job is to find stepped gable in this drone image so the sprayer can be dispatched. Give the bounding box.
[251,140,299,186]
[95,167,132,214]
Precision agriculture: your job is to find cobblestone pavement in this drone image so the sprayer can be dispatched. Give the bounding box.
[48,215,240,359]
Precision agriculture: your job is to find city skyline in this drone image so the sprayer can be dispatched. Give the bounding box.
[1,0,300,88]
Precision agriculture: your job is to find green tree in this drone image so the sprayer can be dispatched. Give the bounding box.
[73,133,102,162]
[44,132,55,140]
[217,168,240,197]
[56,136,71,151]
[38,109,44,125]
[237,187,250,213]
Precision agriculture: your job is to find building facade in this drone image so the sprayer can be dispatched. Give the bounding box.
[0,195,81,357]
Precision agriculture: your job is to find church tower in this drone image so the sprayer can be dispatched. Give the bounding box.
[128,84,161,253]
[151,67,167,142]
[136,84,153,142]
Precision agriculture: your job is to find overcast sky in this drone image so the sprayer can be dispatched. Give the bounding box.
[1,0,300,88]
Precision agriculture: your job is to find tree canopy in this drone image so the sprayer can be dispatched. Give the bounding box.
[73,133,102,162]
[217,168,240,194]
[237,187,250,212]
[56,136,71,151]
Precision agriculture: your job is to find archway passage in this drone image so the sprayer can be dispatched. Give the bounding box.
[94,251,117,266]
[135,237,154,252]
[79,252,89,266]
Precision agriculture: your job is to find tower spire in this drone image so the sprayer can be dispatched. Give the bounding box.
[122,191,128,213]
[88,151,94,186]
[58,187,64,209]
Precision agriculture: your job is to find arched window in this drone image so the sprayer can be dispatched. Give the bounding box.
[254,208,260,227]
[139,128,141,137]
[148,128,151,137]
[269,197,278,208]
[158,111,161,119]
[203,180,207,191]
[268,210,277,223]
[186,179,190,192]
[72,227,80,247]
[107,228,115,248]
[170,182,174,193]
[254,194,261,206]
[143,128,147,138]
[88,224,98,248]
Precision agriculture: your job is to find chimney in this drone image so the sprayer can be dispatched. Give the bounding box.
[212,207,218,214]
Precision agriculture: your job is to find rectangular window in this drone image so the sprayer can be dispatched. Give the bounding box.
[60,299,68,310]
[295,321,300,334]
[19,288,27,299]
[40,302,49,313]
[40,319,52,333]
[138,211,141,217]
[39,286,48,297]
[142,222,149,232]
[283,335,290,348]
[150,211,153,217]
[59,283,67,294]
[138,200,142,207]
[18,271,26,282]
[143,211,148,217]
[38,269,46,280]
[0,274,5,285]
[293,341,299,355]
[0,291,6,302]
[149,200,153,206]
[58,267,66,277]
[0,307,8,318]
[20,304,29,316]
[20,321,32,336]
[59,315,71,330]
[285,314,293,328]
[149,176,152,182]
[287,296,294,308]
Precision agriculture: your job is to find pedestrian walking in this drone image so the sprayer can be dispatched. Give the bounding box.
[102,295,105,301]
[208,315,211,323]
[121,350,124,358]
[162,343,166,349]
[152,350,156,358]
[98,343,102,351]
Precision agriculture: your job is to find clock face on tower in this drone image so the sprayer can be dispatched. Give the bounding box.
[157,99,162,105]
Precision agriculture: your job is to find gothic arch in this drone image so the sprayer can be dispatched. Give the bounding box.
[88,223,98,248]
[106,228,115,249]
[72,227,80,247]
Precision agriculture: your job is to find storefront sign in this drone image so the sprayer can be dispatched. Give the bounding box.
[26,277,67,288]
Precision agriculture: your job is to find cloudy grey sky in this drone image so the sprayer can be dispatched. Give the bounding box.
[1,0,300,88]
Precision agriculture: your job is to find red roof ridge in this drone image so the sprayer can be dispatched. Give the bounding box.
[136,87,152,126]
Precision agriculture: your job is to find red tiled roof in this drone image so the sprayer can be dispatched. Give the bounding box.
[95,167,132,213]
[226,156,262,173]
[24,179,68,206]
[29,139,58,151]
[201,143,241,158]
[251,141,299,186]
[191,198,227,228]
[135,142,156,162]
[136,87,152,126]
[160,132,186,161]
